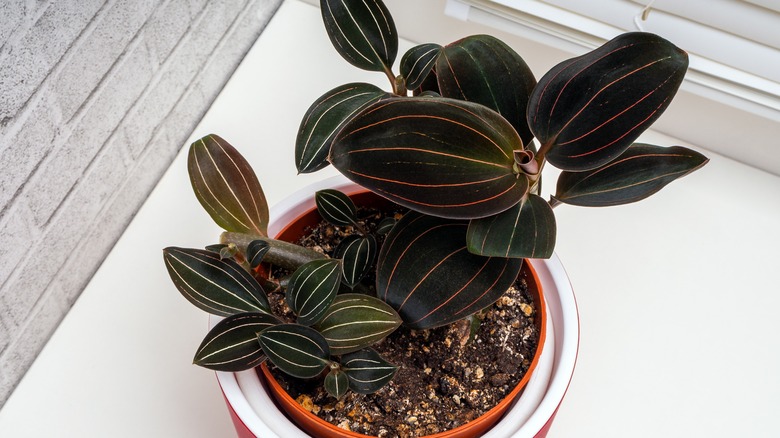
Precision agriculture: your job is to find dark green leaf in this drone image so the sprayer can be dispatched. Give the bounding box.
[400,43,442,90]
[315,189,358,227]
[163,247,270,316]
[467,194,556,258]
[320,0,398,72]
[375,217,396,235]
[193,312,280,372]
[314,294,401,355]
[330,97,526,219]
[246,240,270,269]
[258,324,331,379]
[325,369,349,399]
[554,144,708,206]
[188,134,269,235]
[334,235,377,287]
[377,212,523,329]
[529,32,688,171]
[296,83,387,173]
[286,259,342,326]
[341,348,398,394]
[437,35,537,145]
[205,244,227,253]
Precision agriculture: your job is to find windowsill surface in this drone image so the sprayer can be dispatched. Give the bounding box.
[1,1,779,436]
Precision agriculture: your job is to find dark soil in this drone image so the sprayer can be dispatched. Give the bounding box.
[263,206,540,437]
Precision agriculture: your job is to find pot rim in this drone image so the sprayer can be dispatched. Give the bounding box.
[215,175,580,438]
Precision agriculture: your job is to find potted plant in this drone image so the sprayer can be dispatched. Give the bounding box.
[163,0,708,436]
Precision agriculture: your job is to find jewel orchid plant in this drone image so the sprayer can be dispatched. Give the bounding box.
[163,0,707,399]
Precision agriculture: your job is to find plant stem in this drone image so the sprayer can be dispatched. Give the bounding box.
[220,232,327,271]
[548,196,562,209]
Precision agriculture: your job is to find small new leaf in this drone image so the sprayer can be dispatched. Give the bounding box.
[400,43,442,90]
[286,259,342,326]
[342,348,398,394]
[334,235,378,287]
[554,144,709,206]
[320,0,398,72]
[296,83,387,173]
[375,217,396,235]
[193,312,280,372]
[315,189,358,227]
[188,135,269,235]
[163,247,270,316]
[314,294,401,355]
[258,324,331,379]
[246,240,270,269]
[324,369,349,399]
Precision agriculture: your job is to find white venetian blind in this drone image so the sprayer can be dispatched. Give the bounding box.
[444,0,780,121]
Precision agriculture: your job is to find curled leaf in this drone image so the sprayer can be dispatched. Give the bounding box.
[334,235,378,287]
[325,369,350,399]
[315,189,358,227]
[286,259,342,326]
[401,43,442,90]
[246,240,270,269]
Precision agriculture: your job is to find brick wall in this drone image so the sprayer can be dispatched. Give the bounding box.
[0,0,283,406]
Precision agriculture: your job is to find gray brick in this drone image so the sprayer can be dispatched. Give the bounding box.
[0,285,67,403]
[25,40,156,226]
[125,0,248,159]
[52,0,159,121]
[143,0,194,67]
[0,95,62,212]
[0,203,36,290]
[0,317,11,356]
[0,0,106,124]
[0,0,26,48]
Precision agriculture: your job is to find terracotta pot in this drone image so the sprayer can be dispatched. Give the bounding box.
[213,176,579,438]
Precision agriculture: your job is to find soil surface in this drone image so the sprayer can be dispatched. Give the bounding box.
[264,206,540,438]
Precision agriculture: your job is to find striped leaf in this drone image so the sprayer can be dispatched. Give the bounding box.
[325,369,350,399]
[528,32,688,171]
[193,312,280,372]
[437,35,537,145]
[320,0,398,72]
[400,43,442,90]
[341,348,398,394]
[554,144,709,207]
[467,194,556,259]
[188,134,269,236]
[163,247,270,316]
[315,189,358,227]
[377,211,523,329]
[246,240,270,269]
[334,235,377,287]
[286,259,342,326]
[296,83,387,173]
[314,294,401,355]
[375,217,396,235]
[258,324,331,379]
[330,97,527,219]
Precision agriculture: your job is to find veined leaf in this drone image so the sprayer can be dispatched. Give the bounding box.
[320,0,398,72]
[401,43,442,90]
[193,312,280,372]
[246,240,270,269]
[286,259,342,326]
[315,189,358,227]
[258,324,331,379]
[437,35,537,145]
[334,235,377,287]
[163,247,270,316]
[377,212,523,329]
[554,144,708,206]
[325,369,350,399]
[314,294,401,355]
[330,97,527,219]
[296,83,387,173]
[529,32,688,171]
[375,217,396,235]
[467,194,556,258]
[341,348,398,394]
[188,134,269,235]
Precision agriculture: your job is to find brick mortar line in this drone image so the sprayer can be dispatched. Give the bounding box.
[0,1,56,67]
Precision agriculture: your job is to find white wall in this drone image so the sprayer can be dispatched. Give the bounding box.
[0,0,283,406]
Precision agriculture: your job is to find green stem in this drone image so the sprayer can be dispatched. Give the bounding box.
[221,232,327,271]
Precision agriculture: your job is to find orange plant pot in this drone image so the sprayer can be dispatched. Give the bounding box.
[259,189,548,438]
